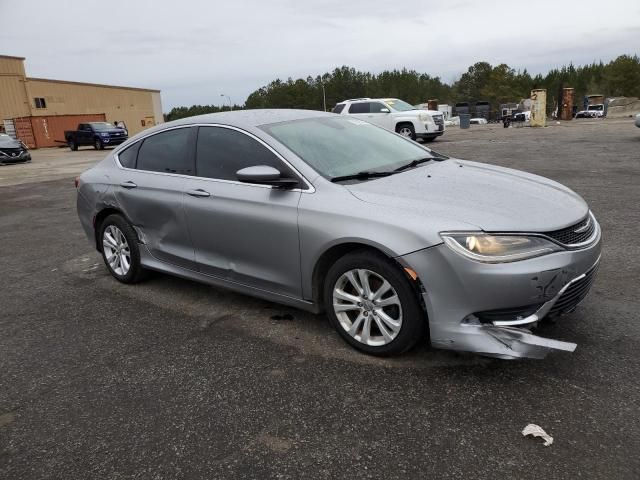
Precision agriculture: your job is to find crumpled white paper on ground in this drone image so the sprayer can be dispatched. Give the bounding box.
[522,424,554,446]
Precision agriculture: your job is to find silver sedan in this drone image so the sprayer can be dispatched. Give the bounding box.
[76,110,601,359]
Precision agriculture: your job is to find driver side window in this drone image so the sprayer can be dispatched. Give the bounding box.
[370,102,388,113]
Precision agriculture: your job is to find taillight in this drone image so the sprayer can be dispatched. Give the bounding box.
[75,176,80,188]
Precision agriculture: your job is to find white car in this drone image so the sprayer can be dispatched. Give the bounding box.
[635,113,640,128]
[576,104,606,119]
[470,118,488,125]
[333,98,445,141]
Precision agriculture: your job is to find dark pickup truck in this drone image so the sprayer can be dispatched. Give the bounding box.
[65,122,128,151]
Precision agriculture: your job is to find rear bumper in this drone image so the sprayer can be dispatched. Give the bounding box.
[400,227,602,359]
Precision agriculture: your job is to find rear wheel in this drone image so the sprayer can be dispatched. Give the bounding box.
[323,250,426,356]
[69,140,78,151]
[99,214,147,283]
[395,123,416,140]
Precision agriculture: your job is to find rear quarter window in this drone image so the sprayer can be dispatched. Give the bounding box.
[117,142,140,169]
[332,104,345,114]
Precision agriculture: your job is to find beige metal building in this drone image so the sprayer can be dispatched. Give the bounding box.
[0,54,163,148]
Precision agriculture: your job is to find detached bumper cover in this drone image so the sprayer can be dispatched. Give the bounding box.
[400,232,601,359]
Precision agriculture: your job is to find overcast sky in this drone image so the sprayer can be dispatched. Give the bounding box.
[1,0,638,111]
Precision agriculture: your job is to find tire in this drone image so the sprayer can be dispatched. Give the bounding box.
[99,214,147,284]
[395,123,416,141]
[94,139,104,150]
[69,140,78,151]
[323,250,426,356]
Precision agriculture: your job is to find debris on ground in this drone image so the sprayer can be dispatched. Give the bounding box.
[522,423,554,446]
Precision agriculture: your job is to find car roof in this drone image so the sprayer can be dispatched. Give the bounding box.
[338,98,402,104]
[159,109,334,130]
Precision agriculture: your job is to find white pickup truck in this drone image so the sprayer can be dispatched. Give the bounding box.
[575,104,606,118]
[332,98,445,141]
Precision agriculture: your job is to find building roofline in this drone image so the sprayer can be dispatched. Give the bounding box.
[0,54,26,61]
[26,76,161,93]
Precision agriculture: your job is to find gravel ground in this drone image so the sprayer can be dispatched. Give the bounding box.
[1,118,639,479]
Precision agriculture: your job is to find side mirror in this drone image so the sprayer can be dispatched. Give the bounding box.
[236,165,299,188]
[379,108,390,113]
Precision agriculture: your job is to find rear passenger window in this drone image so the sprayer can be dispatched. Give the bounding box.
[348,103,370,114]
[332,104,345,114]
[196,127,291,182]
[137,128,193,174]
[117,142,140,169]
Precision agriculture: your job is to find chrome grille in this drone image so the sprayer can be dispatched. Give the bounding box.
[548,262,599,317]
[0,147,23,157]
[545,214,596,246]
[432,115,444,126]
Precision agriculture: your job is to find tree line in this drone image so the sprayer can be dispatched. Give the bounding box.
[166,54,640,120]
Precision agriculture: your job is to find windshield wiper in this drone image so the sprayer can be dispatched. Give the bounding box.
[393,157,433,172]
[330,170,395,183]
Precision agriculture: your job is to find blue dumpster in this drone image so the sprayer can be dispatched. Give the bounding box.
[460,114,471,129]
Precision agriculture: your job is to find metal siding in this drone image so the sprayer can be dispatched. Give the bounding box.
[0,77,30,120]
[0,57,26,76]
[28,113,107,148]
[13,117,35,149]
[530,89,547,127]
[151,92,164,125]
[25,79,162,135]
[561,88,574,121]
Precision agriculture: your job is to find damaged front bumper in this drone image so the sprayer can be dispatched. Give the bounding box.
[400,234,601,359]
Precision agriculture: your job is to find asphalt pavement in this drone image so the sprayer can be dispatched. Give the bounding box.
[1,119,639,479]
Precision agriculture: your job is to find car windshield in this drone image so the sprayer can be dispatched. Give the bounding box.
[261,116,446,179]
[383,98,415,111]
[587,105,604,111]
[90,122,116,131]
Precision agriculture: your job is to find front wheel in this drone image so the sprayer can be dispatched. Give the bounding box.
[324,250,426,356]
[99,214,147,283]
[94,139,104,150]
[395,123,416,141]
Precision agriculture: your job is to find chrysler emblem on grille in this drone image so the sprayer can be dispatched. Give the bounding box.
[574,217,591,233]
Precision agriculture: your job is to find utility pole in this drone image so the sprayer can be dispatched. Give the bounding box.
[321,83,327,112]
[220,94,232,111]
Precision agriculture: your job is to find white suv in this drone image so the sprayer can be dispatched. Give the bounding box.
[332,98,445,141]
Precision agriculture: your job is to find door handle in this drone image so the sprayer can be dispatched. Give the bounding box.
[120,181,137,189]
[187,188,211,198]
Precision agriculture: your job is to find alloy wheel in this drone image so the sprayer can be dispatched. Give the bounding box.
[332,268,403,346]
[102,225,131,276]
[398,127,413,137]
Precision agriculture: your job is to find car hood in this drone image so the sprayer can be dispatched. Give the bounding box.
[0,138,23,149]
[345,159,589,232]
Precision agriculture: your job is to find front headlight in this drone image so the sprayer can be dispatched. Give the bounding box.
[419,113,433,122]
[100,132,110,137]
[440,233,563,263]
